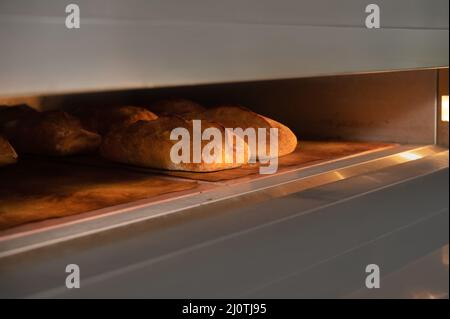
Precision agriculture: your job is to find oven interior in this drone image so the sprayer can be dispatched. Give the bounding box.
[0,68,448,236]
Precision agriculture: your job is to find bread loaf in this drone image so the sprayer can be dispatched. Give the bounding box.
[150,98,205,117]
[4,111,101,156]
[71,105,158,135]
[100,116,250,172]
[0,135,18,166]
[199,106,297,158]
[0,104,38,131]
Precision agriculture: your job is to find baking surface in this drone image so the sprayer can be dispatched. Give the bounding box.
[161,141,395,182]
[0,140,394,231]
[0,161,199,230]
[60,141,395,182]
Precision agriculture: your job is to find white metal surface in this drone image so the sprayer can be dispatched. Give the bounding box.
[349,245,449,299]
[0,0,448,96]
[1,0,448,29]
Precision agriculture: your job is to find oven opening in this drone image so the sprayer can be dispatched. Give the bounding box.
[0,68,448,251]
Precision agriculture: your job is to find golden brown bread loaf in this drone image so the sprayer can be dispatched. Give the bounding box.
[4,111,101,156]
[199,106,298,158]
[0,104,38,131]
[150,98,205,117]
[100,116,250,172]
[0,135,18,166]
[71,105,158,135]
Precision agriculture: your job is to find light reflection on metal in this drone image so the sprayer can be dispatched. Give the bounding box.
[398,152,423,161]
[333,171,346,180]
[442,95,449,122]
[412,291,447,299]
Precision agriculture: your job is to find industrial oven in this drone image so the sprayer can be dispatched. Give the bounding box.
[0,0,448,298]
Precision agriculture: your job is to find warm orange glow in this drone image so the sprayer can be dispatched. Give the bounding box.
[333,171,346,180]
[442,95,449,122]
[412,291,447,299]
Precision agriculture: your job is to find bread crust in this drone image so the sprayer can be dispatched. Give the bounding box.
[0,135,18,166]
[71,105,158,135]
[4,111,101,156]
[199,106,297,158]
[150,98,205,116]
[0,104,38,131]
[100,116,249,172]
